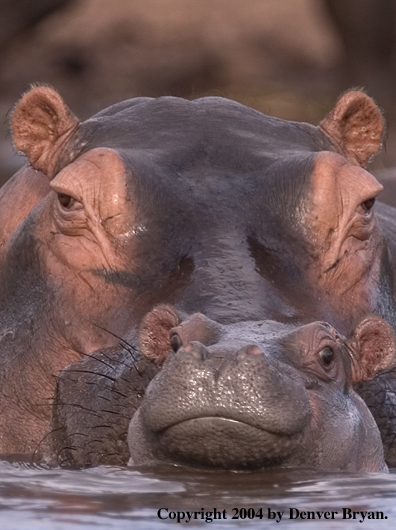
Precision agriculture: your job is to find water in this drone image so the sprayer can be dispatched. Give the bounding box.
[0,461,395,530]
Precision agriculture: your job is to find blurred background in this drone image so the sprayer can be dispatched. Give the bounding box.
[1,0,396,184]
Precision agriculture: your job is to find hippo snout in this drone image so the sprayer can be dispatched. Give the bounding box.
[128,344,312,470]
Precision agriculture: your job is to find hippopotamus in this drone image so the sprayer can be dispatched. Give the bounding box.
[50,305,395,472]
[2,85,396,458]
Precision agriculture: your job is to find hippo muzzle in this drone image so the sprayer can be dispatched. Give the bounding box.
[128,343,311,469]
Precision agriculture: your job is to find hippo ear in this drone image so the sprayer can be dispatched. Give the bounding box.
[11,86,80,178]
[139,305,180,365]
[349,317,395,383]
[319,91,384,167]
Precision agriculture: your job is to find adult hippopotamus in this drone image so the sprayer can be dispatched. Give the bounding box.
[2,85,396,456]
[51,305,395,472]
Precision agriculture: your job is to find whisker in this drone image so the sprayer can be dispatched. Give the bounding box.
[61,369,118,382]
[52,402,103,418]
[92,323,146,376]
[32,425,64,464]
[58,453,79,468]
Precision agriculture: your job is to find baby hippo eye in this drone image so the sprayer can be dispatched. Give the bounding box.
[170,333,182,353]
[319,347,334,367]
[58,193,75,209]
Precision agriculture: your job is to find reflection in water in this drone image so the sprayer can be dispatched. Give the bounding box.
[0,462,395,529]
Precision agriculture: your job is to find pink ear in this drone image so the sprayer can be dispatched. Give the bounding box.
[319,91,384,167]
[12,86,80,178]
[350,317,395,383]
[139,305,180,365]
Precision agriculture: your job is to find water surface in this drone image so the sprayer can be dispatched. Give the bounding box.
[0,461,394,529]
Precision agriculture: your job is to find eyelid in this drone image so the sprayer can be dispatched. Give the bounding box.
[315,339,337,356]
[59,195,84,213]
[312,326,338,351]
[51,184,81,203]
[52,187,85,225]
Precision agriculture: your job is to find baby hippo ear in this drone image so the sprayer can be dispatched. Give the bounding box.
[139,305,180,365]
[349,317,395,383]
[11,86,80,178]
[319,91,384,167]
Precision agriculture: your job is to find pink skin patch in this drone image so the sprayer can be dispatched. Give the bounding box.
[248,346,261,355]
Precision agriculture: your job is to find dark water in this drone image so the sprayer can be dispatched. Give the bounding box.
[0,462,395,530]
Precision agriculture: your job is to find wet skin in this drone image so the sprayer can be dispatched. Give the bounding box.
[2,86,396,460]
[51,307,393,472]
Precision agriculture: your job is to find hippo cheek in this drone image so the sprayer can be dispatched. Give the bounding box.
[305,389,371,471]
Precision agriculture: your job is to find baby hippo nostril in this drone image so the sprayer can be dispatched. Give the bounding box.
[237,344,262,361]
[184,341,207,360]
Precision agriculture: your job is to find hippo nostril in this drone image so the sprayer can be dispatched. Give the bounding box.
[237,345,262,361]
[170,333,182,353]
[185,341,207,360]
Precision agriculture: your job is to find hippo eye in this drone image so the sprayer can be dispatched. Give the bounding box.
[319,347,334,367]
[58,193,76,209]
[170,333,182,353]
[359,197,375,216]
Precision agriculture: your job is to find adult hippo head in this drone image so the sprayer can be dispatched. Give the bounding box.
[50,305,395,472]
[0,86,393,453]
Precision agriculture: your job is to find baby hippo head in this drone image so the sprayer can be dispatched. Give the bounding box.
[128,305,395,472]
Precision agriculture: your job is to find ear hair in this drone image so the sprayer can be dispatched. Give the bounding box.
[349,317,395,383]
[139,305,180,365]
[319,90,384,167]
[11,85,80,178]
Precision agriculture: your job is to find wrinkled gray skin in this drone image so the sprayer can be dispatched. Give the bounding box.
[128,319,386,472]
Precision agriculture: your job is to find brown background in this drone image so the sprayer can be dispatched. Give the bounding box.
[1,0,395,183]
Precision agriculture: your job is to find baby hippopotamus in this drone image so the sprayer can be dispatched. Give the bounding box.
[127,306,395,472]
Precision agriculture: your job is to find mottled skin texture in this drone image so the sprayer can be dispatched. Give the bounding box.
[2,86,396,460]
